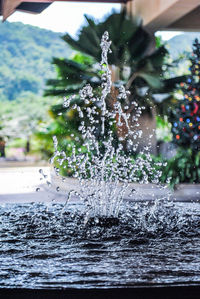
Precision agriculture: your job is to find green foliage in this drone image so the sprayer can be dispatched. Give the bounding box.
[161,149,200,188]
[33,131,54,160]
[0,92,51,140]
[6,138,26,148]
[0,21,72,100]
[34,113,80,160]
[155,35,163,49]
[156,116,172,142]
[45,54,100,97]
[63,11,150,67]
[0,93,53,158]
[45,11,185,116]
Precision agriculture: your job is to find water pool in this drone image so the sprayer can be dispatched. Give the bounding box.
[0,201,199,289]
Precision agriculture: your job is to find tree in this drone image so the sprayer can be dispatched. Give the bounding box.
[0,99,12,157]
[165,39,200,186]
[171,39,200,152]
[45,10,185,154]
[0,137,5,157]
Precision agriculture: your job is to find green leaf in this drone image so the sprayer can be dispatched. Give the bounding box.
[195,154,200,167]
[138,73,163,89]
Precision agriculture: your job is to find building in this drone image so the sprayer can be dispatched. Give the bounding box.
[1,0,200,32]
[0,0,127,22]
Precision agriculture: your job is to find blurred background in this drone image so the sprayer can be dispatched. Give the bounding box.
[0,0,200,189]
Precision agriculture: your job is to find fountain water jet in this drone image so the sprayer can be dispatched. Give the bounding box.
[49,32,169,221]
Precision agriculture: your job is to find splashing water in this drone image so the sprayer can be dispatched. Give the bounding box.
[0,201,200,288]
[1,33,200,291]
[50,32,168,219]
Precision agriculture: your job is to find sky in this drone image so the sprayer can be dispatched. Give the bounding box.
[5,2,181,40]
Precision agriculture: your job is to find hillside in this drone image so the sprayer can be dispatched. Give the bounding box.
[0,21,200,102]
[167,32,200,59]
[0,21,72,100]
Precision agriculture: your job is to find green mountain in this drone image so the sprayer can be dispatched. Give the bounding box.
[0,21,72,100]
[167,32,200,59]
[0,21,200,102]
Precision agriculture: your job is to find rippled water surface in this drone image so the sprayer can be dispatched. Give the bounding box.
[0,201,200,288]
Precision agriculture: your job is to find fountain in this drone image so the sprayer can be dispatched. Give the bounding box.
[0,32,200,298]
[49,31,168,221]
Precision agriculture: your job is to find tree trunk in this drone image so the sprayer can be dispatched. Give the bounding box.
[108,66,157,155]
[0,138,6,158]
[26,137,30,153]
[108,87,157,154]
[133,108,157,155]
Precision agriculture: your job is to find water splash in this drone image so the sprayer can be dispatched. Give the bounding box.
[50,32,168,219]
[0,201,199,288]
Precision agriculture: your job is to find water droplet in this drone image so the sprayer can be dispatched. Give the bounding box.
[47,31,168,219]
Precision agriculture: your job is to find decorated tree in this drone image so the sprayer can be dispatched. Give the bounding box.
[165,39,200,187]
[172,39,200,152]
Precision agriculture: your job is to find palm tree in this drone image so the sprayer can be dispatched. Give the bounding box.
[45,10,185,154]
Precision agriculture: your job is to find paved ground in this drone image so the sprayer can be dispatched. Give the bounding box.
[0,165,200,204]
[0,166,53,203]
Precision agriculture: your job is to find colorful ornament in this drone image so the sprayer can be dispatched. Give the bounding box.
[181,105,186,112]
[193,102,199,114]
[172,39,200,151]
